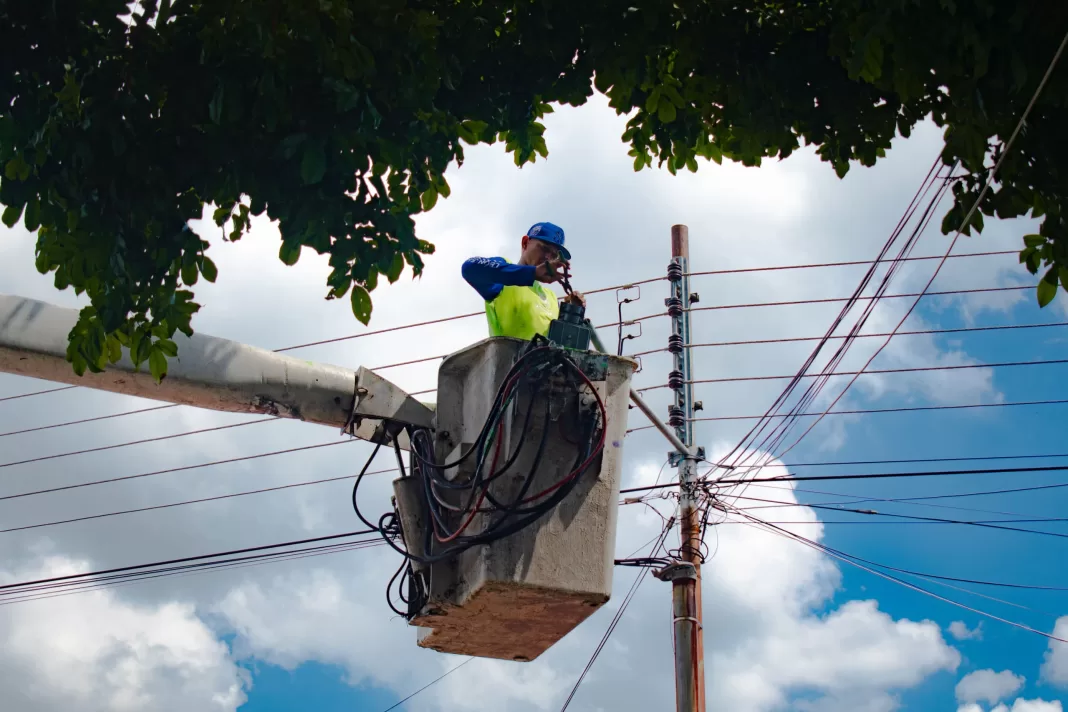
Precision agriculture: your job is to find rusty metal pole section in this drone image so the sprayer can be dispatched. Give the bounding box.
[657,224,706,712]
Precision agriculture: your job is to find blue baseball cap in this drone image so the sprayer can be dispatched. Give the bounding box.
[526,221,570,261]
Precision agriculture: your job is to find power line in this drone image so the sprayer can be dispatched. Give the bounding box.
[768,26,1068,463]
[0,529,377,597]
[2,538,389,606]
[732,482,1054,520]
[719,494,1068,541]
[625,398,1068,431]
[618,464,1068,496]
[378,659,475,712]
[0,467,399,535]
[731,509,1068,644]
[559,523,672,711]
[777,450,1068,469]
[630,321,1068,357]
[0,417,277,470]
[636,358,1068,391]
[685,249,1017,278]
[0,385,76,403]
[687,284,1031,315]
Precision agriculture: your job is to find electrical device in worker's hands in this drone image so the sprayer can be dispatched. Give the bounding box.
[544,258,593,351]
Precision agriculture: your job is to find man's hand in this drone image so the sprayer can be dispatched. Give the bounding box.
[564,291,586,307]
[535,258,568,284]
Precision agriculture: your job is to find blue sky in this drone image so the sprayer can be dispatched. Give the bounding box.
[1,92,1066,712]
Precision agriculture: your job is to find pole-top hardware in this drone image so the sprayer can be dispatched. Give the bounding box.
[667,261,683,282]
[667,334,684,354]
[653,561,698,583]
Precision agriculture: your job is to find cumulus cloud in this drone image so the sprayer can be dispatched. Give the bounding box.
[1041,617,1068,687]
[991,699,1065,712]
[207,459,960,712]
[949,621,984,641]
[0,92,1034,711]
[956,669,1025,705]
[0,556,247,712]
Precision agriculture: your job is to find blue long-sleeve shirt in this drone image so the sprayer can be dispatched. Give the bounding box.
[461,256,537,302]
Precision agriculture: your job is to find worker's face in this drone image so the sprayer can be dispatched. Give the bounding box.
[521,236,562,265]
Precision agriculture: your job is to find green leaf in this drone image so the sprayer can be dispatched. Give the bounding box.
[23,196,40,231]
[385,253,404,283]
[1023,234,1045,248]
[657,98,677,123]
[157,339,179,357]
[300,142,327,185]
[212,206,231,225]
[1038,277,1057,307]
[645,88,661,114]
[4,156,28,181]
[2,204,23,229]
[181,261,199,286]
[149,348,169,383]
[279,240,301,266]
[421,184,438,211]
[200,256,218,282]
[107,335,122,363]
[209,84,225,124]
[350,284,372,325]
[1060,267,1068,290]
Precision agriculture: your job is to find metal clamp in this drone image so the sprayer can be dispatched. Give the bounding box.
[653,561,698,583]
[342,373,370,437]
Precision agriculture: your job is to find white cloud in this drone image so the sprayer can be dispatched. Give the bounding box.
[0,92,1040,710]
[949,621,984,641]
[0,556,247,712]
[1041,616,1068,687]
[992,699,1065,712]
[956,669,1025,705]
[958,704,984,712]
[207,456,960,712]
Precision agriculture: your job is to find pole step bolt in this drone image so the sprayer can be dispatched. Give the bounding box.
[667,334,684,354]
[667,262,683,282]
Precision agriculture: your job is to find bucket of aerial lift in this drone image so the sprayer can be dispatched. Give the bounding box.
[396,336,636,662]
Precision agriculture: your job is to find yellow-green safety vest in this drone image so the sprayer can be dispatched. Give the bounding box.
[485,279,559,340]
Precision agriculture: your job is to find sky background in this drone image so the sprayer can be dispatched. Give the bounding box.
[1,91,1067,712]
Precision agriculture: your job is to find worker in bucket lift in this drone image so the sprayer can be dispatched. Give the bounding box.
[462,222,586,341]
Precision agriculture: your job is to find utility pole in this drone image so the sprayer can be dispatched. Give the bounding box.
[663,224,706,712]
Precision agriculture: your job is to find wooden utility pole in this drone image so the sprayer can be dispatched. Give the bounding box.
[665,225,706,712]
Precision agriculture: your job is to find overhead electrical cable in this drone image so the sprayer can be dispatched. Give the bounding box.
[729,508,1068,644]
[630,320,1068,357]
[0,529,380,602]
[558,522,673,711]
[624,398,1068,431]
[0,417,277,470]
[685,249,1016,278]
[618,463,1068,496]
[769,27,1068,463]
[635,357,1068,391]
[377,658,476,712]
[705,154,952,484]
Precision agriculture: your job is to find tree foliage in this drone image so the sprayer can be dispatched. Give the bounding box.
[1,0,1066,379]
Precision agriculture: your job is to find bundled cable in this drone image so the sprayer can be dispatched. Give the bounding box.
[351,339,609,619]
